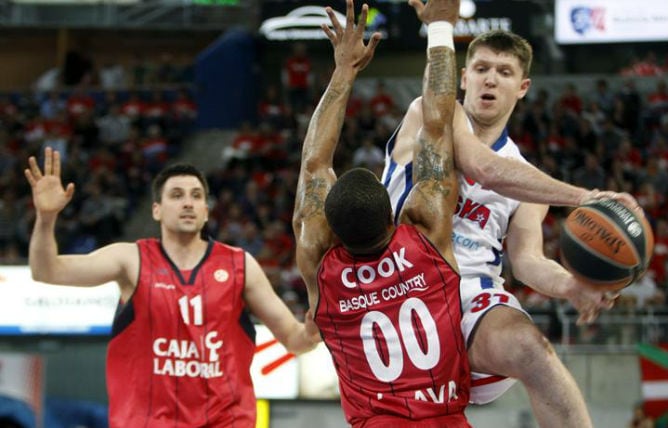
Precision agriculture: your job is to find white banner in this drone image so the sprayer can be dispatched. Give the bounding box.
[251,325,299,399]
[0,266,120,335]
[555,0,668,44]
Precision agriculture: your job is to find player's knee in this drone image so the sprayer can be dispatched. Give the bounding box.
[506,323,556,371]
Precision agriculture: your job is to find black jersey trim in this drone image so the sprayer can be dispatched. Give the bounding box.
[110,299,135,338]
[158,238,214,285]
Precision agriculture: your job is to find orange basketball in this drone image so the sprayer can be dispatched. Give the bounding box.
[560,199,654,291]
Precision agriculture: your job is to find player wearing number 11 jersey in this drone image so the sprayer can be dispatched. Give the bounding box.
[293,1,471,427]
[25,155,319,427]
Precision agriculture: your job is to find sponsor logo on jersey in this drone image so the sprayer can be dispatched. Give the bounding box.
[451,231,482,251]
[154,282,176,290]
[152,331,224,378]
[455,197,490,229]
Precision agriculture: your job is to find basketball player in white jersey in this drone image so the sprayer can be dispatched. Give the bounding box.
[382,30,637,428]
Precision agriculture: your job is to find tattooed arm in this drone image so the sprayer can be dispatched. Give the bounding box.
[400,0,459,260]
[293,0,380,305]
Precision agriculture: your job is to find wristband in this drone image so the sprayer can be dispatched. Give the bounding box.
[427,21,454,50]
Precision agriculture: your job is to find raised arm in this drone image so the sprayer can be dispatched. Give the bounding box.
[400,0,459,258]
[25,147,137,300]
[292,0,380,304]
[452,111,592,206]
[393,98,637,209]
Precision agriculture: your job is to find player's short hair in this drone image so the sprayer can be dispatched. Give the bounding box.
[152,163,209,202]
[466,30,533,78]
[325,168,393,253]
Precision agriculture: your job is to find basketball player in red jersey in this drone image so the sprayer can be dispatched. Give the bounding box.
[293,1,471,426]
[25,149,319,428]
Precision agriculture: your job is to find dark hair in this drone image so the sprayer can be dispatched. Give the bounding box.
[325,168,392,252]
[466,30,533,78]
[151,163,209,202]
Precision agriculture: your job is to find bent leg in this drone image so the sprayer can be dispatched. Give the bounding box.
[468,305,592,428]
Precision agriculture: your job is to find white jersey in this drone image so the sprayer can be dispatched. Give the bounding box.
[382,119,534,404]
[381,123,527,283]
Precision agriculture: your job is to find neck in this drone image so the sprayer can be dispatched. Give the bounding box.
[468,113,510,147]
[160,233,208,269]
[345,230,393,257]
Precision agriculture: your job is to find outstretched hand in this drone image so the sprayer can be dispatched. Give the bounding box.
[408,0,460,25]
[24,147,75,219]
[322,0,382,73]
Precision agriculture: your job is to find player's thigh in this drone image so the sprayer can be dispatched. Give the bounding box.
[467,304,551,377]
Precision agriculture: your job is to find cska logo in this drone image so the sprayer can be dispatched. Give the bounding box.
[454,196,490,229]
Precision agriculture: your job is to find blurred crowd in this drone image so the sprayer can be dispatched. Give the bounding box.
[2,42,668,346]
[0,84,197,260]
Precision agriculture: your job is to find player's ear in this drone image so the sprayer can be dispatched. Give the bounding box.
[460,67,467,91]
[518,78,531,100]
[152,202,161,221]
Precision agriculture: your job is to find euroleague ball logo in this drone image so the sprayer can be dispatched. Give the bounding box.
[627,221,642,238]
[214,269,229,282]
[570,6,605,35]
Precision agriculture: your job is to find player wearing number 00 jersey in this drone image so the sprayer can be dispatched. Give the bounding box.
[316,224,470,426]
[293,1,470,426]
[107,238,256,428]
[383,126,530,403]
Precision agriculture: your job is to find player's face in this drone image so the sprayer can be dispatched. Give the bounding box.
[460,46,531,126]
[153,175,209,234]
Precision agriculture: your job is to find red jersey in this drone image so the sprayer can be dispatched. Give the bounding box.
[315,225,471,427]
[283,56,311,89]
[107,239,256,428]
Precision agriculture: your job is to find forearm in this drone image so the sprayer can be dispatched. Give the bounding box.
[29,214,62,282]
[283,323,319,355]
[470,153,589,207]
[301,66,356,171]
[513,255,574,300]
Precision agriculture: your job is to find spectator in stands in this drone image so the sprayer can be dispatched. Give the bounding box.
[592,78,615,115]
[572,151,606,190]
[351,134,384,176]
[558,82,583,116]
[648,80,668,109]
[281,42,313,114]
[98,60,127,89]
[39,91,66,120]
[120,91,145,125]
[619,271,665,310]
[258,84,291,130]
[96,103,131,147]
[66,86,95,122]
[368,79,395,118]
[617,79,642,136]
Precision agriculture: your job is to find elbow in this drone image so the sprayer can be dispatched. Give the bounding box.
[464,157,501,189]
[30,268,50,284]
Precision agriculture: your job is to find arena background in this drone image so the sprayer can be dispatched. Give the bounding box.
[0,0,667,426]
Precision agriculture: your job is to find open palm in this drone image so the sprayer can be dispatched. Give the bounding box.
[322,0,382,73]
[24,147,75,217]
